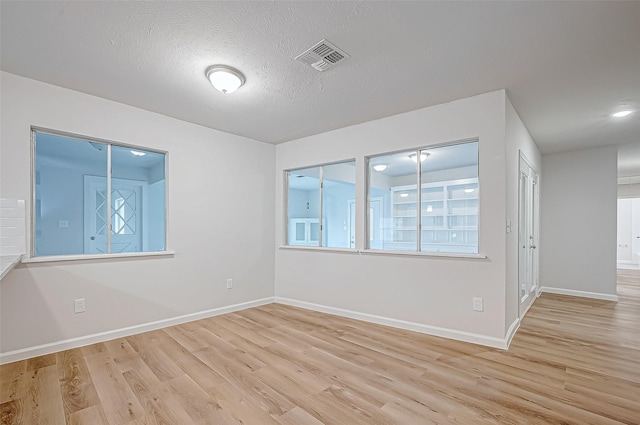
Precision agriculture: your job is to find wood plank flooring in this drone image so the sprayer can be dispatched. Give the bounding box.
[2,270,639,424]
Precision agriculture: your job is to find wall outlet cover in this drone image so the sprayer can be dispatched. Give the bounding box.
[74,298,86,314]
[473,297,484,312]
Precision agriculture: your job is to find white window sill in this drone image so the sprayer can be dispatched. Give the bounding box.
[1,255,24,281]
[22,251,175,264]
[359,249,486,259]
[279,245,486,260]
[278,246,358,254]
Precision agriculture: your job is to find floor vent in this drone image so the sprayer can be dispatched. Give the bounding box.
[295,39,350,72]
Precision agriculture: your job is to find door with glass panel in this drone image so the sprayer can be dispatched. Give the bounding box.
[84,176,144,254]
[519,155,539,316]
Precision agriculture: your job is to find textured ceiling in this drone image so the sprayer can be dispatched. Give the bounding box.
[1,1,639,159]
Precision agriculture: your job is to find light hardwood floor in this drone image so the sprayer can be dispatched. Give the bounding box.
[2,270,639,424]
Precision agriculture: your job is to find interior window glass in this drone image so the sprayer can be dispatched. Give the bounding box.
[322,161,356,248]
[367,140,479,254]
[33,130,167,257]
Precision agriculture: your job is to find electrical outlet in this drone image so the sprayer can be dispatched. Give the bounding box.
[473,297,484,312]
[59,219,69,228]
[74,298,86,314]
[226,278,233,289]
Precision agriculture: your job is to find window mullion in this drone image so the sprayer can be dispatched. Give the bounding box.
[106,144,112,254]
[318,166,324,247]
[416,150,422,252]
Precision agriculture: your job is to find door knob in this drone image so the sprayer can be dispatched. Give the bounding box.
[90,236,95,240]
[530,245,536,249]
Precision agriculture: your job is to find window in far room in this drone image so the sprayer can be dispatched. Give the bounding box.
[286,160,356,248]
[367,140,479,254]
[32,129,167,257]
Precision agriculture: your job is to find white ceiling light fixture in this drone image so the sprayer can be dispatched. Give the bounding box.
[400,193,409,198]
[373,164,388,172]
[205,65,246,94]
[464,188,475,193]
[130,150,146,156]
[409,152,430,162]
[611,110,634,118]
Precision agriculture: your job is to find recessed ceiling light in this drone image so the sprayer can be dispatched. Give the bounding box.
[205,65,246,94]
[400,193,409,198]
[611,110,634,118]
[130,150,146,156]
[464,188,475,193]
[409,152,430,162]
[373,164,388,172]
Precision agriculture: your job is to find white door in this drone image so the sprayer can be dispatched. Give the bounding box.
[84,176,144,254]
[633,199,640,265]
[369,198,383,249]
[519,156,539,316]
[617,199,633,263]
[618,198,640,266]
[349,201,356,248]
[349,197,383,249]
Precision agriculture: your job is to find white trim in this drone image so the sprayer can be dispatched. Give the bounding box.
[279,246,358,254]
[0,255,23,281]
[274,297,510,349]
[540,286,618,302]
[504,317,520,348]
[0,297,273,364]
[360,249,486,259]
[278,245,486,259]
[520,293,536,318]
[22,250,175,264]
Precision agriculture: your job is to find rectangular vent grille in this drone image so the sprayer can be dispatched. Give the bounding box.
[295,39,349,72]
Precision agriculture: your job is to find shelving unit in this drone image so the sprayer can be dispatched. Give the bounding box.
[389,177,478,253]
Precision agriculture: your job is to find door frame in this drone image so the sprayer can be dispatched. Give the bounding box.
[518,152,540,318]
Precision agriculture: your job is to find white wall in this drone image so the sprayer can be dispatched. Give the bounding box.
[275,90,510,344]
[540,146,617,298]
[504,97,542,330]
[0,72,275,356]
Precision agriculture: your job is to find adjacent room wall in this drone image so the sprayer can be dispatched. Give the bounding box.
[540,146,617,299]
[0,72,276,358]
[504,97,542,331]
[275,90,510,345]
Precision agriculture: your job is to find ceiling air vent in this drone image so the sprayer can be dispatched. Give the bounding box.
[295,39,350,72]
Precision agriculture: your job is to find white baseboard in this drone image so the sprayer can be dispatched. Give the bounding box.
[0,297,274,365]
[274,297,511,350]
[505,317,520,348]
[540,287,618,302]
